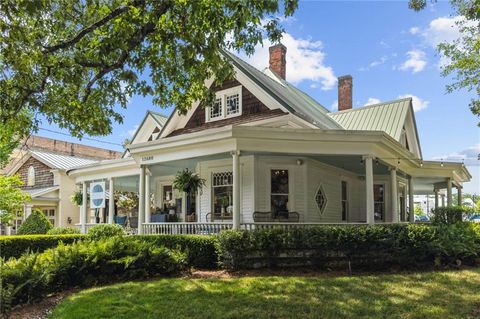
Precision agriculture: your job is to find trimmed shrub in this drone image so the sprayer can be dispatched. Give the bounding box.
[17,210,52,235]
[0,237,186,313]
[0,235,84,259]
[431,206,475,225]
[87,224,124,240]
[134,235,218,269]
[217,224,480,270]
[47,227,81,235]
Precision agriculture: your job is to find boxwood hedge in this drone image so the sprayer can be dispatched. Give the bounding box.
[0,234,85,260]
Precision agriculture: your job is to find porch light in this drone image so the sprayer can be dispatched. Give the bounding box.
[375,159,379,166]
[296,159,303,166]
[441,160,444,167]
[420,160,423,167]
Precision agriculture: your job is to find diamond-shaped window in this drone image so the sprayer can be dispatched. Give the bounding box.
[315,185,327,214]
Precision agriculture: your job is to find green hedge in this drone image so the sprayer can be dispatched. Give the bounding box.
[133,235,218,269]
[0,234,85,260]
[217,223,480,270]
[0,237,186,314]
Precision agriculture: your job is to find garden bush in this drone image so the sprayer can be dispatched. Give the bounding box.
[217,223,480,270]
[0,237,186,314]
[431,205,475,225]
[16,209,52,235]
[47,227,81,235]
[0,234,84,259]
[87,223,124,240]
[134,235,218,269]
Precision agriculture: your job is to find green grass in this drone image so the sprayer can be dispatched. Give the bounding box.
[50,269,480,319]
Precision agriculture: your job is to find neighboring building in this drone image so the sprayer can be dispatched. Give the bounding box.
[4,136,121,233]
[64,44,471,234]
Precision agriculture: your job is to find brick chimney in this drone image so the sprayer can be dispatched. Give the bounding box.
[338,75,353,111]
[269,43,287,80]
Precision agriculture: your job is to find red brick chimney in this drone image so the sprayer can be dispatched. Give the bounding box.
[338,75,353,111]
[269,43,287,80]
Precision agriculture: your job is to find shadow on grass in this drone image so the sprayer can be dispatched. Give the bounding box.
[50,269,480,319]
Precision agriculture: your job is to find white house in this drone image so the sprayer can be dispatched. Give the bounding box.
[67,44,471,234]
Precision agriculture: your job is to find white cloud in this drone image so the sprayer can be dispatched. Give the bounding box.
[330,100,338,111]
[365,98,381,106]
[398,94,429,112]
[409,27,420,35]
[399,50,427,73]
[127,125,139,137]
[422,16,463,48]
[432,144,480,166]
[240,33,337,90]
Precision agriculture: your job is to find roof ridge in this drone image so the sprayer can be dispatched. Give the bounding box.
[331,97,412,114]
[148,110,169,118]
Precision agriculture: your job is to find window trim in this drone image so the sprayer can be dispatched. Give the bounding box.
[341,180,348,221]
[206,85,242,123]
[270,168,290,216]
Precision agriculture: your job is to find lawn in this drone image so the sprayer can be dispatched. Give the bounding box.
[50,269,480,319]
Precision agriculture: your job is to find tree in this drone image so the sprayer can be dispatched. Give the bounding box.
[0,0,298,166]
[409,0,480,125]
[0,175,31,225]
[17,209,53,234]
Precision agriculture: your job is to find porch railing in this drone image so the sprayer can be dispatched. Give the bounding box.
[74,223,98,233]
[240,222,367,231]
[143,222,233,235]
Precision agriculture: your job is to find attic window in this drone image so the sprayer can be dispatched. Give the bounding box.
[27,165,35,186]
[206,85,242,122]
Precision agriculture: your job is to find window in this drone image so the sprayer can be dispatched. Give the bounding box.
[206,86,242,122]
[315,185,327,215]
[212,172,233,220]
[341,181,348,221]
[27,165,35,186]
[42,208,55,226]
[271,169,289,217]
[162,185,174,210]
[374,184,385,221]
[210,97,223,119]
[399,185,406,222]
[148,127,161,142]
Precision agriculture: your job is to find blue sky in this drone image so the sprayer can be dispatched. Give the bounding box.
[38,1,479,194]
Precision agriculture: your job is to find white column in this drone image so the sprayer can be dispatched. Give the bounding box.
[390,168,398,223]
[145,172,151,223]
[138,166,146,234]
[365,156,374,225]
[108,178,115,224]
[434,189,439,210]
[232,150,241,230]
[80,182,87,234]
[24,204,33,220]
[408,177,414,223]
[447,178,452,206]
[457,186,462,206]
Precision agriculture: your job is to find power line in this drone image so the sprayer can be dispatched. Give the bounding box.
[38,127,123,147]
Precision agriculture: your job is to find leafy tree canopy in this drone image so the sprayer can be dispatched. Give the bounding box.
[0,0,298,166]
[409,0,480,125]
[0,175,31,225]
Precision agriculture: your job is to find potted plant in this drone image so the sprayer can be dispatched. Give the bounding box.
[173,169,206,217]
[218,196,229,215]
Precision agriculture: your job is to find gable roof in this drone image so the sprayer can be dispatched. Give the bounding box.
[129,110,168,145]
[329,98,411,140]
[221,50,343,130]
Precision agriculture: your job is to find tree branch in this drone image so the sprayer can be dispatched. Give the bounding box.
[43,5,131,54]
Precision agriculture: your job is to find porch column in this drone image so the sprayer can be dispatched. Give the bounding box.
[24,204,33,220]
[457,186,462,206]
[145,172,151,223]
[232,150,241,230]
[390,168,398,223]
[434,189,439,210]
[446,178,452,206]
[138,166,146,234]
[108,178,114,224]
[364,156,374,225]
[80,182,87,234]
[408,177,415,223]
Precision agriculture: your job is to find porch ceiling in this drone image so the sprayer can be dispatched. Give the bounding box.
[312,155,391,175]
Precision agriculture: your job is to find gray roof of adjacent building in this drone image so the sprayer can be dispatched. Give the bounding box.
[30,150,98,170]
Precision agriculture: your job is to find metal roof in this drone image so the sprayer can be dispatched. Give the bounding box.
[221,50,343,130]
[31,150,98,170]
[24,186,60,198]
[328,98,412,141]
[149,111,168,127]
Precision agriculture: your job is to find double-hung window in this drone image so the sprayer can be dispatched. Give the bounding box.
[271,169,289,217]
[341,181,348,221]
[373,184,385,221]
[206,86,242,122]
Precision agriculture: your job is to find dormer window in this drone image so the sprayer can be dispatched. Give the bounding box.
[206,86,242,122]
